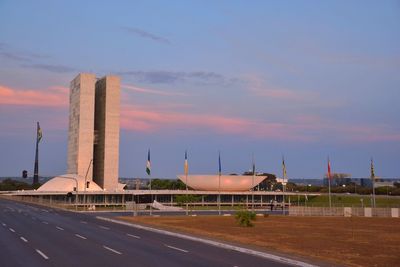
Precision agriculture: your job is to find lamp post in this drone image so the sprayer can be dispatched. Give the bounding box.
[58,175,79,211]
[83,159,93,211]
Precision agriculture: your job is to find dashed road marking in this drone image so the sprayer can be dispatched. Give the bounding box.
[9,228,15,233]
[99,226,109,230]
[20,237,28,242]
[56,226,64,231]
[165,244,189,253]
[75,234,87,240]
[1,223,6,227]
[127,233,141,239]
[103,245,122,255]
[80,221,87,224]
[42,221,49,225]
[36,249,49,260]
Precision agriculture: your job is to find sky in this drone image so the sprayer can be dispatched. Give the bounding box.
[0,0,399,179]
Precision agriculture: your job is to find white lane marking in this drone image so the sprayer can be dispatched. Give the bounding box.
[20,237,28,242]
[80,221,87,224]
[41,209,49,212]
[36,249,49,260]
[75,234,87,240]
[9,228,15,233]
[103,245,122,255]
[99,225,109,230]
[56,226,64,231]
[127,233,141,239]
[42,221,49,225]
[1,223,6,227]
[97,216,317,267]
[165,244,189,253]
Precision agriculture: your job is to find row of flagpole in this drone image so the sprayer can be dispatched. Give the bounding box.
[146,149,376,214]
[145,149,378,212]
[32,123,378,210]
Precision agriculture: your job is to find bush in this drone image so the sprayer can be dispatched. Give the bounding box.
[235,210,256,227]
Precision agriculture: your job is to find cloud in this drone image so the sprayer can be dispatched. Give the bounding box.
[122,84,187,96]
[120,105,311,141]
[122,26,170,44]
[117,70,228,85]
[0,43,48,62]
[243,74,319,102]
[119,104,400,143]
[21,63,76,73]
[0,84,68,107]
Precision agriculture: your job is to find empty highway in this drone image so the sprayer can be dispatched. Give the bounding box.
[0,198,310,267]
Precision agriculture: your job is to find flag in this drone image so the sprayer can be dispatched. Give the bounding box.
[252,155,256,175]
[218,152,221,176]
[184,150,188,176]
[282,156,287,179]
[327,157,331,180]
[370,158,375,180]
[146,149,151,176]
[37,122,42,143]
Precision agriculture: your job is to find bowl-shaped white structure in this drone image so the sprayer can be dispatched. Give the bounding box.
[38,174,103,192]
[177,175,267,192]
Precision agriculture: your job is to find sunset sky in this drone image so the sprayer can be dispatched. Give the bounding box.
[0,1,399,179]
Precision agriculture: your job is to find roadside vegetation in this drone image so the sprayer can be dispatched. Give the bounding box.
[0,178,40,191]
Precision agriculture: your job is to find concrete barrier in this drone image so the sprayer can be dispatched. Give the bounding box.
[364,208,372,217]
[391,208,399,218]
[289,206,397,217]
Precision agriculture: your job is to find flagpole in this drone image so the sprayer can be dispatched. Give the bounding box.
[218,151,221,216]
[252,154,255,212]
[146,149,152,216]
[371,158,376,208]
[282,156,286,215]
[185,150,188,216]
[328,157,332,209]
[33,122,40,185]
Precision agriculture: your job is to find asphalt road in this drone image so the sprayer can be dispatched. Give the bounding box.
[0,198,299,267]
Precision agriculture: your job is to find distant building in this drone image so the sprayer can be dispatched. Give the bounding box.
[323,173,352,187]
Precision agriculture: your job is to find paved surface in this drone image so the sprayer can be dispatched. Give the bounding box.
[0,198,300,267]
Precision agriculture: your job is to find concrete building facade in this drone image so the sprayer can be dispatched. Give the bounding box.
[93,76,120,190]
[67,73,120,191]
[67,73,96,181]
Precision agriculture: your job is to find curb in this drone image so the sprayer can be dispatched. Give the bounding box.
[96,216,317,267]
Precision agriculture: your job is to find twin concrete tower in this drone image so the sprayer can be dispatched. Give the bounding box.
[67,73,120,191]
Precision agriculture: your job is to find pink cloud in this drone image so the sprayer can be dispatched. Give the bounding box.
[120,105,310,141]
[122,84,186,96]
[0,84,68,107]
[120,104,400,143]
[243,74,318,101]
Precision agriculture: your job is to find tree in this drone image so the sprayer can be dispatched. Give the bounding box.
[0,179,40,191]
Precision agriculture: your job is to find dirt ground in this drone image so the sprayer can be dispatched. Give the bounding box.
[117,215,400,267]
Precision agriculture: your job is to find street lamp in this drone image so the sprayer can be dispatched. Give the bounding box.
[58,175,79,211]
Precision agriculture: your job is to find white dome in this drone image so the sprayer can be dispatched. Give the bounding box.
[177,175,267,191]
[38,174,103,192]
